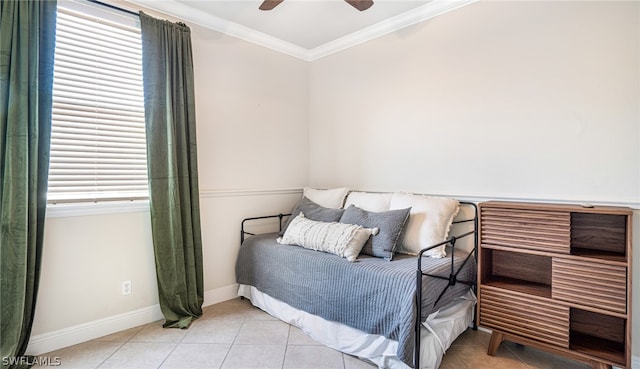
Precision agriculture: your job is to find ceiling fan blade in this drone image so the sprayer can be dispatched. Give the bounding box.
[259,0,284,11]
[345,0,374,11]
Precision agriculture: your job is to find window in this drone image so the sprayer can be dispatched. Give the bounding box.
[48,1,147,204]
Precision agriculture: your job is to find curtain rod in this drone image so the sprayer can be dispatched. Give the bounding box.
[88,0,140,17]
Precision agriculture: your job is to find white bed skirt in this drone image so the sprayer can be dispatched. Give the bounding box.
[237,284,476,369]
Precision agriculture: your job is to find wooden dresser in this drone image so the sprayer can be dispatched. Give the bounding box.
[477,201,632,369]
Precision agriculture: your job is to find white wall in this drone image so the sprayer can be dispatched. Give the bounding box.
[29,17,308,354]
[189,22,309,292]
[33,210,158,337]
[308,0,639,359]
[309,1,639,205]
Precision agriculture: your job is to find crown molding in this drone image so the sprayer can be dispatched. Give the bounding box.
[126,0,477,61]
[307,0,477,60]
[126,0,311,59]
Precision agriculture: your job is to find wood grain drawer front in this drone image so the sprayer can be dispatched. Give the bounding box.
[480,286,570,348]
[480,207,570,253]
[552,258,627,314]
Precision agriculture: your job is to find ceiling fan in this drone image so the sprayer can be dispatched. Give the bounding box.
[259,0,374,12]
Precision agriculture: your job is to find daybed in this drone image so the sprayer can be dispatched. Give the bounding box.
[235,188,478,369]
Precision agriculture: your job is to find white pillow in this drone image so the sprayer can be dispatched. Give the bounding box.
[343,192,392,212]
[303,187,349,209]
[389,193,460,258]
[277,213,378,262]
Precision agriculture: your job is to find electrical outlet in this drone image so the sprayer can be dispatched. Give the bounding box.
[122,280,132,295]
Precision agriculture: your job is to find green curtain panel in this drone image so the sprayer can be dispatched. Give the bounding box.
[0,1,56,368]
[139,12,204,329]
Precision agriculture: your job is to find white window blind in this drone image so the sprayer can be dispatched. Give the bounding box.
[48,3,147,204]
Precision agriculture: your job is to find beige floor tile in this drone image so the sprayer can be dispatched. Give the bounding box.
[93,326,145,343]
[283,345,344,369]
[130,321,189,343]
[287,326,322,346]
[202,298,252,321]
[451,329,492,347]
[234,320,290,345]
[29,298,603,369]
[504,342,592,369]
[221,344,286,369]
[32,341,122,369]
[439,350,468,369]
[182,318,244,344]
[97,342,175,369]
[342,354,377,369]
[215,297,253,310]
[159,343,230,369]
[245,307,279,321]
[449,342,529,369]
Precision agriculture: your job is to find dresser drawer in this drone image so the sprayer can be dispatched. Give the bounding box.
[480,286,570,348]
[480,207,570,253]
[552,258,627,314]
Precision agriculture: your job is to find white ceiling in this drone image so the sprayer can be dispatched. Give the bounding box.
[130,0,476,60]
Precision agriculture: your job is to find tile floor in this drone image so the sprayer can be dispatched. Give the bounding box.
[34,298,591,369]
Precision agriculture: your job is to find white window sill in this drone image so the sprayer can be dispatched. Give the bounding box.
[46,200,150,218]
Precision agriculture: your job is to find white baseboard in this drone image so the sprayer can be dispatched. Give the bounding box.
[26,284,238,356]
[26,304,163,356]
[203,283,239,307]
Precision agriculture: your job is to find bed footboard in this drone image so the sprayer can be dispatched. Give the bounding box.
[415,201,478,369]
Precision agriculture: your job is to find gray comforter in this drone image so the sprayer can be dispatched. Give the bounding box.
[235,233,476,367]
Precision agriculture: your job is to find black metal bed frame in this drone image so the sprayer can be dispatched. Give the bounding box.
[241,213,290,244]
[414,201,478,369]
[239,201,478,369]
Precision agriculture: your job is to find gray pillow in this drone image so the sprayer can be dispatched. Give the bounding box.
[279,197,345,236]
[340,205,411,260]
